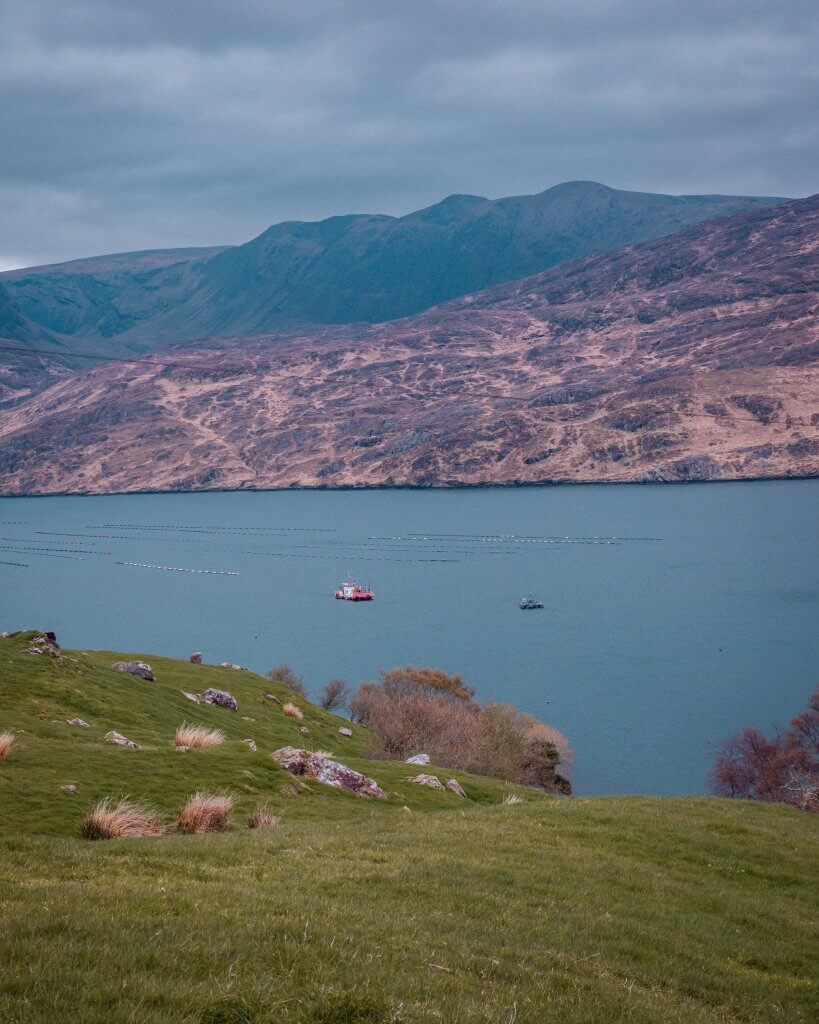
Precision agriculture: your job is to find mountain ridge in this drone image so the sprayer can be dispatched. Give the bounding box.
[0,195,815,495]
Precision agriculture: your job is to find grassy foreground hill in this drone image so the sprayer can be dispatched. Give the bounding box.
[1,631,817,1023]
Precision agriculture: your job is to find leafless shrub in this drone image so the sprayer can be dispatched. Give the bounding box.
[82,797,164,840]
[177,792,234,833]
[0,731,16,761]
[266,663,306,697]
[246,807,281,829]
[318,678,351,711]
[282,702,303,720]
[175,723,225,749]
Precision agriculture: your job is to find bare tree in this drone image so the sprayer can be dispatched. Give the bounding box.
[266,663,306,697]
[318,678,351,712]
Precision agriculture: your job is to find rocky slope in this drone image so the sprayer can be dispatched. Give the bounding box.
[0,196,816,494]
[0,182,784,357]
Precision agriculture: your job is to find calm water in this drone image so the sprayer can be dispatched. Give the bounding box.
[1,482,816,795]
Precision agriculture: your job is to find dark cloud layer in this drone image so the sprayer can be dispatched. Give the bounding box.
[1,0,817,268]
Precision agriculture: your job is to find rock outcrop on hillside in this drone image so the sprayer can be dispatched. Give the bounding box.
[0,196,816,493]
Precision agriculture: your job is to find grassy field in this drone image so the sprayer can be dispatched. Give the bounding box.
[1,631,817,1023]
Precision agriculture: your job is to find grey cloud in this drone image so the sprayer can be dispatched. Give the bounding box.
[1,0,816,268]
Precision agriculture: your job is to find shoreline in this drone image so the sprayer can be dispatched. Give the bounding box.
[0,470,816,500]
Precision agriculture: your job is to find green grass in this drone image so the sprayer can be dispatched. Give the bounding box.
[1,631,817,1023]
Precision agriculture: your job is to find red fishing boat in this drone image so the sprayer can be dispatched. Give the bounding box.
[334,580,374,601]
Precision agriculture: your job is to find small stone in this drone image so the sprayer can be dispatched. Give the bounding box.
[446,778,468,798]
[112,662,128,672]
[182,691,201,703]
[0,630,12,638]
[402,805,412,813]
[264,693,281,703]
[187,652,203,664]
[300,726,310,734]
[409,774,446,791]
[176,745,191,752]
[60,784,78,795]
[201,688,238,711]
[67,718,90,728]
[406,753,430,765]
[241,716,255,722]
[105,730,140,750]
[218,662,242,670]
[338,727,353,737]
[242,738,257,751]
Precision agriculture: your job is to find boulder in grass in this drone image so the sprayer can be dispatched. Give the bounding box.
[219,662,242,670]
[271,747,386,799]
[124,661,155,681]
[105,730,140,750]
[446,778,467,798]
[187,652,203,664]
[182,691,201,704]
[338,727,353,737]
[242,738,257,751]
[60,784,78,795]
[22,632,62,659]
[406,753,430,765]
[409,774,446,791]
[299,726,310,735]
[67,718,90,728]
[201,688,238,712]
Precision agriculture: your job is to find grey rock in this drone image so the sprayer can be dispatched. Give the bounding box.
[446,778,468,798]
[187,652,203,664]
[67,718,90,728]
[201,687,238,712]
[219,662,242,670]
[105,730,140,750]
[338,727,353,737]
[60,784,78,795]
[182,691,201,703]
[242,738,257,751]
[409,773,446,791]
[406,753,430,765]
[123,660,154,681]
[271,747,386,799]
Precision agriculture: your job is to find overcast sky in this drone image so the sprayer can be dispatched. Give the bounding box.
[1,0,817,270]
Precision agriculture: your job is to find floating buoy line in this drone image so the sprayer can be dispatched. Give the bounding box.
[116,561,239,575]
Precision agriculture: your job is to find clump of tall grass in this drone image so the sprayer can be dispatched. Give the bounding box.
[175,723,225,749]
[502,794,524,806]
[246,807,280,830]
[282,702,303,720]
[177,792,233,833]
[0,731,16,761]
[81,797,164,840]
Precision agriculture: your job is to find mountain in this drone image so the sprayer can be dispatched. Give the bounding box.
[0,182,786,356]
[0,195,815,495]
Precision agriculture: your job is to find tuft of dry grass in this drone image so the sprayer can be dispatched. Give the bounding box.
[310,749,334,759]
[0,730,16,761]
[175,723,225,749]
[81,797,164,840]
[177,792,234,834]
[246,807,281,830]
[502,794,524,805]
[282,702,303,720]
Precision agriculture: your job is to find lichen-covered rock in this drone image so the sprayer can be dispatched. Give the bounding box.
[219,662,242,670]
[338,727,353,737]
[242,738,257,751]
[446,778,467,798]
[67,718,90,728]
[409,774,446,791]
[182,691,201,703]
[115,660,155,681]
[406,753,430,765]
[201,688,238,712]
[271,747,386,799]
[60,784,78,795]
[187,652,203,664]
[22,632,62,658]
[105,730,140,749]
[264,693,281,703]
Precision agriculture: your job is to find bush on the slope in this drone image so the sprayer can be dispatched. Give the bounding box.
[177,792,234,833]
[318,678,351,711]
[710,687,818,811]
[266,663,306,697]
[0,730,15,761]
[82,797,164,839]
[350,667,572,794]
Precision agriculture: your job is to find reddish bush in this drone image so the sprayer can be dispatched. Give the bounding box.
[710,687,818,811]
[350,669,572,793]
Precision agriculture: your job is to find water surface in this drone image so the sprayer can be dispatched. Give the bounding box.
[2,481,816,795]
